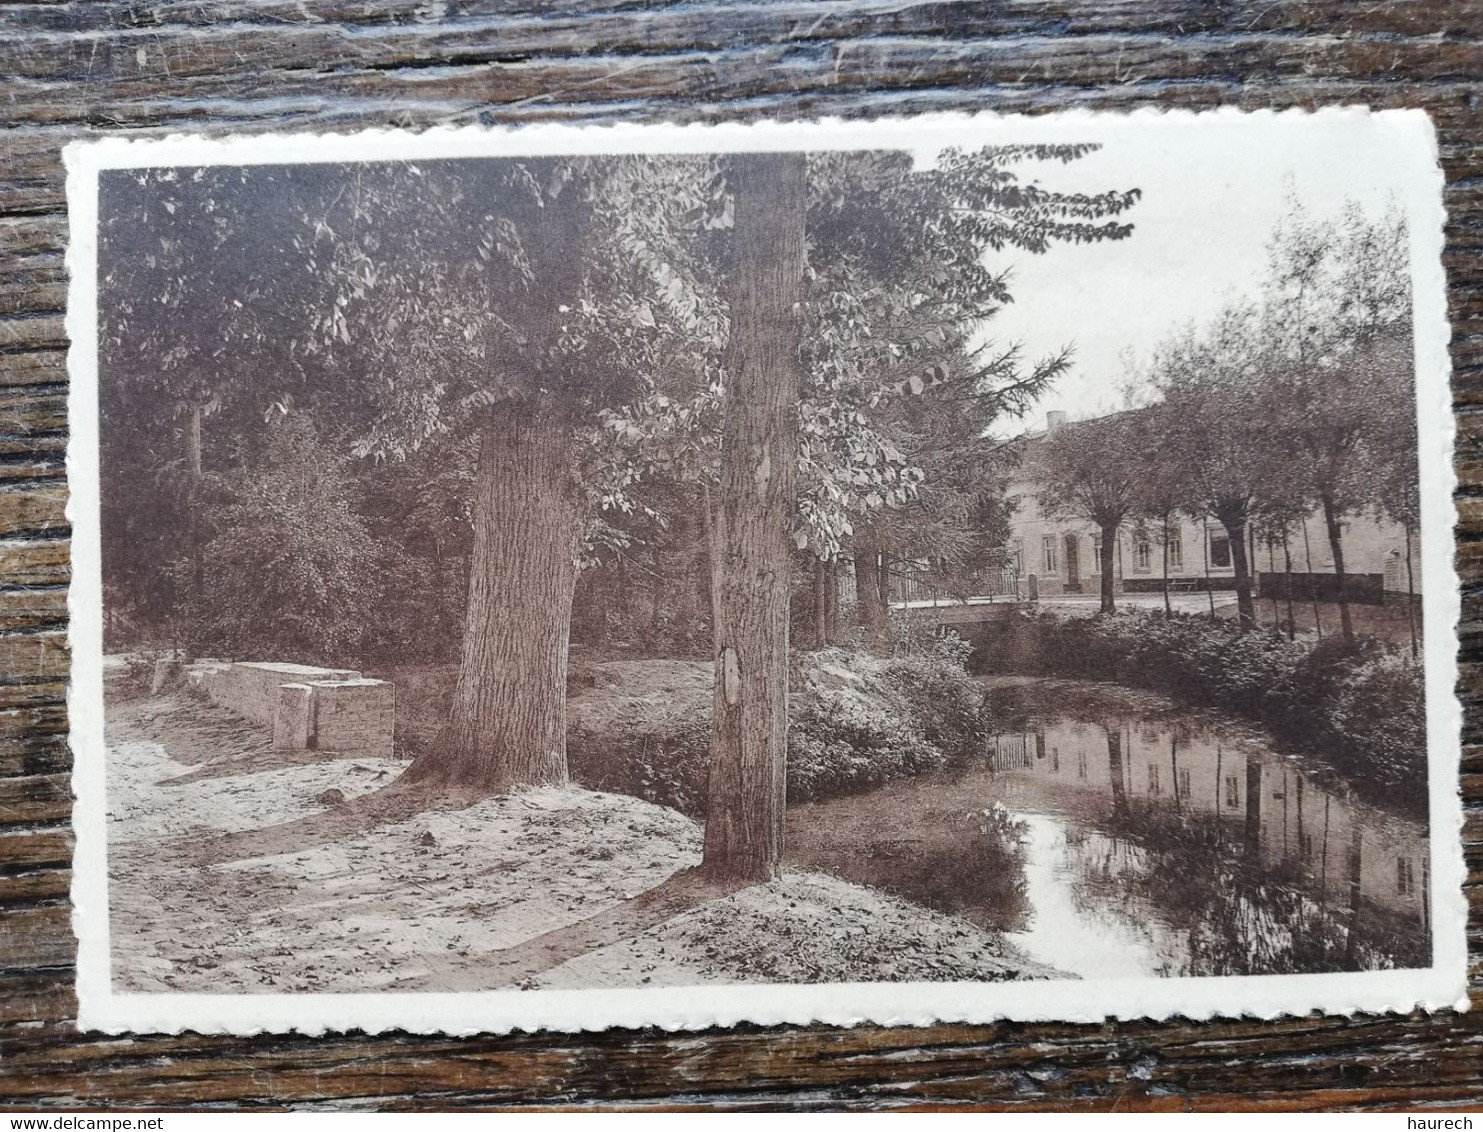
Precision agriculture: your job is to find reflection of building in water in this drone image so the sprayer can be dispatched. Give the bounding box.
[989,720,1429,929]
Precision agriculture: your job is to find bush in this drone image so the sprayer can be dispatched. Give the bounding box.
[994,610,1426,810]
[787,688,945,802]
[568,647,990,815]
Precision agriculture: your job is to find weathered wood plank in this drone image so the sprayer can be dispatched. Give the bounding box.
[0,904,73,969]
[5,38,1483,131]
[0,540,69,589]
[0,353,66,389]
[0,0,1479,38]
[0,773,70,828]
[0,486,68,537]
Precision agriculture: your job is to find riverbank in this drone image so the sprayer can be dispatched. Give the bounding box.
[975,608,1427,814]
[106,683,1059,991]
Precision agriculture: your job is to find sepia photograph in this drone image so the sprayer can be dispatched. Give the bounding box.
[65,111,1463,1033]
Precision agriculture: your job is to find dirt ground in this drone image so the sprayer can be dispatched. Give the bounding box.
[105,680,1059,993]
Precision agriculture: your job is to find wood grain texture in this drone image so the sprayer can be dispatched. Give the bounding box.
[0,0,1480,1111]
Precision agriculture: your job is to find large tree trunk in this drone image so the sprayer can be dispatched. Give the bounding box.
[1320,492,1355,645]
[702,152,805,883]
[411,402,581,793]
[1217,506,1256,628]
[1098,520,1117,614]
[854,525,890,652]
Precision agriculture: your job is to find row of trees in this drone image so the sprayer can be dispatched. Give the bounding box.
[100,145,1138,880]
[1035,202,1417,648]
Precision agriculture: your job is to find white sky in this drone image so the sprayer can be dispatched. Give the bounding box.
[953,112,1432,430]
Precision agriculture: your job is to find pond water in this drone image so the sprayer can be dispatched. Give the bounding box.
[785,678,1431,978]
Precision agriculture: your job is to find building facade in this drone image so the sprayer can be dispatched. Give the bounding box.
[1005,412,1421,603]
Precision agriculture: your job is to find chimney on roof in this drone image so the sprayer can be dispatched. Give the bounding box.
[1046,410,1067,432]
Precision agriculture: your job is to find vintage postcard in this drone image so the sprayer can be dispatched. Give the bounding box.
[66,109,1467,1034]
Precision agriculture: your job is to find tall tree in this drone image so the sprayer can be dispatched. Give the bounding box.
[1128,402,1194,616]
[323,158,725,792]
[790,147,1140,644]
[702,154,806,881]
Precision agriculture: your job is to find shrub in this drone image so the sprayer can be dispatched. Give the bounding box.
[569,719,713,816]
[787,689,945,803]
[569,647,990,815]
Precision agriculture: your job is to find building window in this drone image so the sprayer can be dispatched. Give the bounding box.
[1209,532,1232,569]
[1168,526,1183,570]
[1299,832,1314,861]
[1224,774,1240,808]
[1091,534,1102,568]
[1148,764,1161,795]
[1177,767,1191,800]
[1042,535,1058,574]
[1010,538,1023,570]
[1077,750,1088,779]
[1133,535,1152,573]
[1398,857,1416,896]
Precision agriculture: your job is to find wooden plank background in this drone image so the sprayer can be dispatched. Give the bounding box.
[1,0,1480,1110]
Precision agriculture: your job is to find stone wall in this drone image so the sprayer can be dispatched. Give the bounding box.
[191,661,394,757]
[199,661,361,729]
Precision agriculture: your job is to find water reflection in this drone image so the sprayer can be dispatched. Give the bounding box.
[788,678,1430,978]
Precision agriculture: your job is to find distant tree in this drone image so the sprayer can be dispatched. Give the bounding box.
[1150,307,1275,628]
[1035,412,1143,614]
[97,166,350,652]
[1258,203,1412,645]
[199,412,390,665]
[1134,202,1412,640]
[1128,402,1196,616]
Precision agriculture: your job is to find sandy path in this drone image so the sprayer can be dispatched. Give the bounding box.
[106,687,1059,992]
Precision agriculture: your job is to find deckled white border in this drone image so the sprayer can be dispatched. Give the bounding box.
[65,108,1468,1035]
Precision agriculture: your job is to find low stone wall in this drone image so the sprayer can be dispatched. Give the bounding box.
[200,661,361,729]
[191,661,394,757]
